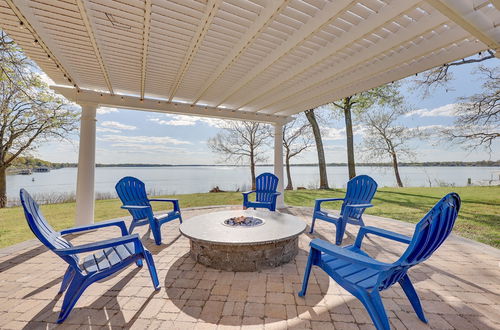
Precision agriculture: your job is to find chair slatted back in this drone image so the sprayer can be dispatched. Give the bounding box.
[115,177,151,220]
[255,173,279,203]
[20,189,79,265]
[379,193,461,290]
[341,175,378,220]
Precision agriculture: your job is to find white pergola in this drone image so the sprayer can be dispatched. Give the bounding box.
[1,0,499,225]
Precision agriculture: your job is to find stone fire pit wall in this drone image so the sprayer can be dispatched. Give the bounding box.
[190,236,299,272]
[179,210,306,272]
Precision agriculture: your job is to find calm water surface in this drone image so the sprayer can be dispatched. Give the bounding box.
[6,166,498,199]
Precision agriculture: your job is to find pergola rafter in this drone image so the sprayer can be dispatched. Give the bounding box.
[427,0,500,56]
[75,0,114,94]
[212,0,358,107]
[167,0,222,102]
[193,0,292,103]
[236,0,428,111]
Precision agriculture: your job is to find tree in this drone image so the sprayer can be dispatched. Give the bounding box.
[0,32,79,207]
[415,50,496,96]
[442,65,499,150]
[282,115,313,190]
[414,51,499,149]
[208,121,272,190]
[359,105,421,187]
[330,84,403,179]
[305,109,329,189]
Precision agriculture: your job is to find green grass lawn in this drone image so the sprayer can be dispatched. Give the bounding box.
[1,186,498,249]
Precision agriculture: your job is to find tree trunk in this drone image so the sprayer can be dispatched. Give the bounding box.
[0,166,6,208]
[250,151,256,190]
[305,109,329,189]
[343,97,356,179]
[285,151,293,190]
[391,152,404,187]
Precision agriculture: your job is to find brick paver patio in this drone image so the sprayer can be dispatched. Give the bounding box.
[0,206,499,329]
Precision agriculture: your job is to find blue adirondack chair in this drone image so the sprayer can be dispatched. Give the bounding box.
[242,172,281,211]
[299,193,461,330]
[310,175,378,245]
[115,176,182,245]
[19,189,159,323]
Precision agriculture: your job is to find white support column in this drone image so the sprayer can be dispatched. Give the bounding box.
[274,122,285,209]
[75,102,98,226]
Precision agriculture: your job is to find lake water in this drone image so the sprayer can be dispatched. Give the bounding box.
[6,166,499,200]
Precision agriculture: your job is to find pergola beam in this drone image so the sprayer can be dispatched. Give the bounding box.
[52,86,290,125]
[426,0,500,56]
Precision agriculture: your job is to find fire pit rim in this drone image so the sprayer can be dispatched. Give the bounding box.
[179,209,306,246]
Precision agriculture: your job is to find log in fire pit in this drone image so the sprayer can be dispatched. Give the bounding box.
[223,216,264,227]
[179,210,306,271]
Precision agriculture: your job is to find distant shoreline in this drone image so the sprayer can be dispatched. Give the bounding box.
[40,162,500,168]
[93,162,499,168]
[8,160,500,172]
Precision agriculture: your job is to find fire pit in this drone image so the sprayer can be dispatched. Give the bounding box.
[179,210,306,271]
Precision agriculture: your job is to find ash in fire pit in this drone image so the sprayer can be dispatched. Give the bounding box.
[223,216,264,227]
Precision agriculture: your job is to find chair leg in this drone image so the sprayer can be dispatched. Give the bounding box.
[128,221,136,234]
[59,267,75,294]
[151,222,162,245]
[335,217,347,245]
[178,214,183,224]
[399,274,428,323]
[359,290,390,330]
[309,216,317,234]
[58,275,89,323]
[298,248,317,297]
[136,259,143,267]
[143,250,160,290]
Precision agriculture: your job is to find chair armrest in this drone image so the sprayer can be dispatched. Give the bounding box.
[148,199,180,212]
[344,203,373,209]
[149,198,178,203]
[310,239,392,271]
[121,205,151,210]
[354,226,412,249]
[242,190,256,196]
[60,219,128,236]
[314,198,344,211]
[55,234,142,255]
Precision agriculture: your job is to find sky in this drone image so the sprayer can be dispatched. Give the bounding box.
[36,57,499,165]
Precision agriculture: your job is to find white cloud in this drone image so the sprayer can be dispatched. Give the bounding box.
[99,134,191,145]
[323,127,346,140]
[324,145,347,151]
[323,125,366,140]
[101,121,137,130]
[149,114,224,127]
[97,107,119,115]
[406,103,457,117]
[96,127,121,133]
